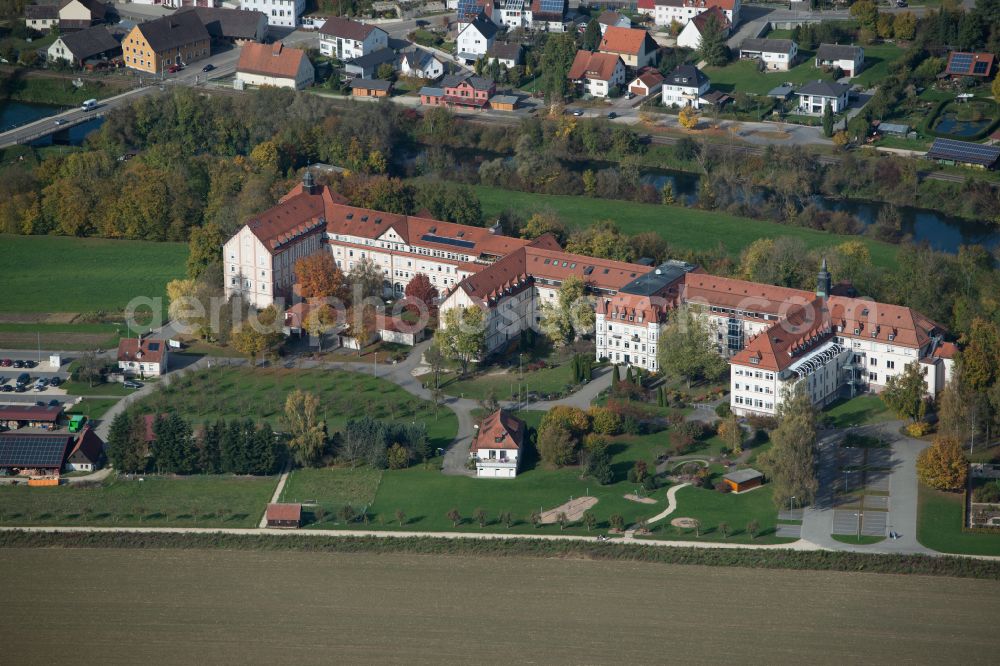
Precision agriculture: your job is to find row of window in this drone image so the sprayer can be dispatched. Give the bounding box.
[733,369,774,380]
[598,338,652,354]
[734,383,772,395]
[734,397,773,410]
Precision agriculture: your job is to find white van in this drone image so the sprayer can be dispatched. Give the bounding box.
[81,98,98,111]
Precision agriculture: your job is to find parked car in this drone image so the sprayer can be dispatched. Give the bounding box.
[49,376,62,387]
[13,360,24,368]
[168,64,183,73]
[0,385,12,392]
[572,109,584,117]
[36,377,49,387]
[607,111,617,119]
[123,380,143,389]
[0,358,11,367]
[23,360,36,368]
[202,63,215,72]
[16,372,30,386]
[14,385,26,393]
[48,399,60,407]
[34,401,45,407]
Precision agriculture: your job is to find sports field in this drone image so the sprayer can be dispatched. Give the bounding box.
[2,548,998,663]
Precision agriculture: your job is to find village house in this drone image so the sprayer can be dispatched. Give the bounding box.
[567,50,626,98]
[943,51,995,79]
[399,48,444,79]
[177,6,268,45]
[814,43,864,77]
[662,64,710,108]
[265,503,302,528]
[457,16,498,64]
[597,10,631,33]
[598,26,659,69]
[676,6,730,50]
[628,69,665,98]
[122,11,210,74]
[485,42,523,69]
[117,336,169,377]
[343,48,397,79]
[528,0,571,32]
[318,16,388,60]
[739,37,798,71]
[795,79,850,114]
[421,73,496,109]
[646,0,741,28]
[236,0,304,28]
[47,24,122,67]
[0,428,104,478]
[236,41,314,90]
[64,426,105,472]
[470,410,525,478]
[25,0,106,33]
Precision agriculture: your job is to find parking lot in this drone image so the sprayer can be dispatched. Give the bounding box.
[831,444,893,539]
[0,354,72,402]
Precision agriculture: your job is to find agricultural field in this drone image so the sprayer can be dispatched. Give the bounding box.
[131,366,458,449]
[4,548,999,663]
[0,234,187,314]
[0,475,277,528]
[917,484,1000,556]
[472,186,900,270]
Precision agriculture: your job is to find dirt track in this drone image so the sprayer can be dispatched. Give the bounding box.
[2,548,999,664]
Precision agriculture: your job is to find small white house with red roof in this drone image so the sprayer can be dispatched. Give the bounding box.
[470,410,525,478]
[676,6,730,50]
[117,336,169,377]
[567,50,626,98]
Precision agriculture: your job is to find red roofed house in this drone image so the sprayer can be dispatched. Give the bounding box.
[567,50,626,98]
[676,6,731,50]
[944,51,995,79]
[653,0,741,29]
[470,410,525,478]
[628,69,665,97]
[65,426,105,472]
[265,503,302,528]
[441,73,496,109]
[236,41,314,90]
[117,336,169,377]
[599,26,659,69]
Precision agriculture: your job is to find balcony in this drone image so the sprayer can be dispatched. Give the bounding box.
[476,457,516,466]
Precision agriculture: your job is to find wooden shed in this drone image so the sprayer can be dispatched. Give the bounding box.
[350,78,392,97]
[489,94,519,111]
[265,503,302,528]
[723,468,764,493]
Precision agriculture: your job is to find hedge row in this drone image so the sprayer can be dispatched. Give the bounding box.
[919,98,1000,143]
[2,530,999,579]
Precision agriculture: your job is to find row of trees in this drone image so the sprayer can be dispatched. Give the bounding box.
[106,412,284,476]
[340,415,430,469]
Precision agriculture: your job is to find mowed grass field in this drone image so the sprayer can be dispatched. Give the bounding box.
[0,475,277,528]
[3,548,1000,664]
[0,234,187,313]
[132,366,459,449]
[472,186,900,270]
[918,484,1000,556]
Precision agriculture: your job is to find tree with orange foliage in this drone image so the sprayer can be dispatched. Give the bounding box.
[403,273,439,321]
[916,435,968,491]
[295,253,346,301]
[678,106,699,130]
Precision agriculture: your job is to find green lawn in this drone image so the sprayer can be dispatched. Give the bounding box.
[62,379,135,397]
[917,484,1000,556]
[0,475,277,528]
[822,395,894,428]
[703,51,837,96]
[852,43,906,89]
[0,234,187,314]
[472,185,900,269]
[441,360,577,401]
[279,467,383,515]
[132,366,458,449]
[644,483,789,543]
[65,397,121,421]
[832,533,886,545]
[0,70,130,105]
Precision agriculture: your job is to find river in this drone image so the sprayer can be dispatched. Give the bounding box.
[0,99,104,146]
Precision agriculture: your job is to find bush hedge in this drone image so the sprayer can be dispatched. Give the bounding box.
[2,530,999,579]
[920,98,1000,142]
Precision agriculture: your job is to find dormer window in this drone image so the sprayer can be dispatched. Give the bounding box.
[854,328,860,335]
[888,334,895,341]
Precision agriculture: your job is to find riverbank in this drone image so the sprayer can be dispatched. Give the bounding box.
[0,68,133,107]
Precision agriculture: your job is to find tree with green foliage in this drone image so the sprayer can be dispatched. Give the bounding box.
[186,222,224,279]
[537,421,577,467]
[583,511,597,532]
[656,306,728,389]
[434,306,486,376]
[283,389,328,467]
[881,362,928,422]
[581,18,602,51]
[849,0,879,31]
[696,12,730,66]
[540,33,579,109]
[538,275,595,346]
[759,384,818,509]
[822,100,834,138]
[609,513,625,532]
[152,413,196,474]
[447,508,462,527]
[198,421,224,474]
[106,411,148,474]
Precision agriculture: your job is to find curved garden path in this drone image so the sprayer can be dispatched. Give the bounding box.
[646,483,691,524]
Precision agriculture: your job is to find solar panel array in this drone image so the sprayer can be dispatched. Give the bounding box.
[538,0,564,14]
[421,234,476,249]
[457,0,480,21]
[926,138,1000,167]
[973,61,989,74]
[947,53,973,74]
[0,434,70,468]
[148,342,160,351]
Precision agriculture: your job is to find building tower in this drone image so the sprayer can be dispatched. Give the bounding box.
[816,257,831,299]
[303,169,316,195]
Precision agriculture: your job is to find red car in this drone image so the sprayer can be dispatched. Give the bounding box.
[0,358,12,367]
[167,64,184,73]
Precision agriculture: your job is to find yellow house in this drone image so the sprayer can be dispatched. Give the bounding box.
[123,11,210,75]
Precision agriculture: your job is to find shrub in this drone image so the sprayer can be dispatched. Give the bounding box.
[386,443,410,470]
[676,420,706,441]
[642,474,660,491]
[670,431,695,455]
[589,406,623,435]
[973,482,1000,504]
[905,421,933,438]
[622,414,641,435]
[714,481,731,494]
[747,414,779,431]
[714,402,732,418]
[627,460,649,484]
[666,413,686,426]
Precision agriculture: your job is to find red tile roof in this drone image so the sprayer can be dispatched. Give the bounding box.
[598,292,671,323]
[0,405,62,423]
[681,274,814,316]
[237,41,309,79]
[691,6,730,31]
[655,0,738,10]
[246,184,345,252]
[266,503,302,521]
[567,50,622,82]
[632,69,665,89]
[472,410,525,452]
[599,26,655,57]
[117,337,167,366]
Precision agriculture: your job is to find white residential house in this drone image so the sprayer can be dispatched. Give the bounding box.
[457,17,498,64]
[495,0,530,29]
[652,0,741,28]
[795,80,850,114]
[240,0,304,28]
[628,69,665,97]
[567,50,626,99]
[318,16,388,60]
[25,0,105,32]
[662,64,710,108]
[117,337,169,378]
[470,410,526,478]
[739,37,798,71]
[814,43,864,77]
[399,48,444,79]
[236,41,314,90]
[486,42,523,69]
[676,6,730,50]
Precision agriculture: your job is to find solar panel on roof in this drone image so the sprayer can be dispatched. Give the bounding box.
[421,234,475,249]
[973,61,988,74]
[0,434,70,468]
[147,342,160,351]
[947,53,973,73]
[457,0,479,20]
[926,138,1000,167]
[539,0,563,13]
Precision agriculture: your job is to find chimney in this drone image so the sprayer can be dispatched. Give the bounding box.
[489,220,503,235]
[272,41,283,56]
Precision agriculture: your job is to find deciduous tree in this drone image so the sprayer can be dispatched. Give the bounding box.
[403,273,439,319]
[881,362,928,422]
[656,306,728,388]
[295,252,347,300]
[759,384,818,508]
[916,435,968,491]
[678,106,699,129]
[283,389,328,467]
[347,256,383,302]
[434,306,486,376]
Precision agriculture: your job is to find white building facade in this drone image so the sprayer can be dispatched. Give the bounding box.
[241,0,304,28]
[318,17,389,60]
